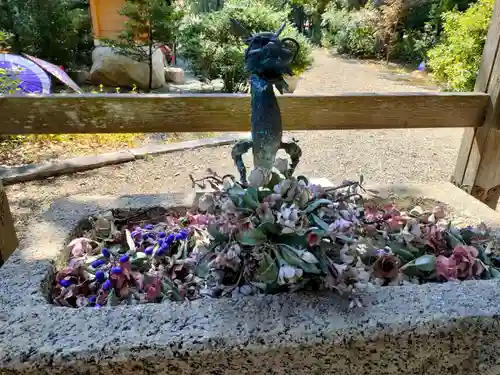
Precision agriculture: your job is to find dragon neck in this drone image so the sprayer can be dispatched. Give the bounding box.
[250,74,283,170]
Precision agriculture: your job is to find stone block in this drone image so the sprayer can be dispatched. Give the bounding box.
[165,67,185,84]
[2,183,500,374]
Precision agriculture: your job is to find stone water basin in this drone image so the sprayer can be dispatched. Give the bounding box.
[1,182,500,375]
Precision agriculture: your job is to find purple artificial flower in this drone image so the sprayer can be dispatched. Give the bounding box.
[91,259,105,268]
[144,224,154,230]
[156,244,167,257]
[103,280,112,291]
[88,295,97,304]
[176,230,188,241]
[59,279,72,288]
[120,254,129,263]
[101,248,111,258]
[166,234,175,245]
[95,270,106,282]
[159,232,167,238]
[144,246,154,255]
[111,267,122,275]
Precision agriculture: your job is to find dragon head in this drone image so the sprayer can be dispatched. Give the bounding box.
[231,19,300,93]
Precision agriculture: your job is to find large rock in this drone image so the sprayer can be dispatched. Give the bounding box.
[89,46,166,90]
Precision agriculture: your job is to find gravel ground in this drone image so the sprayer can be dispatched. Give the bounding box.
[5,49,464,239]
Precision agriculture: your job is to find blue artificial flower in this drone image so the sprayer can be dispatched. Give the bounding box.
[95,304,102,309]
[91,259,105,268]
[142,233,150,240]
[131,231,140,238]
[103,279,112,291]
[175,230,188,241]
[120,254,130,263]
[101,248,111,258]
[144,224,154,230]
[95,270,106,282]
[156,244,168,256]
[111,267,122,275]
[88,295,97,304]
[157,239,164,246]
[166,234,175,245]
[144,246,154,255]
[159,232,166,238]
[59,279,72,288]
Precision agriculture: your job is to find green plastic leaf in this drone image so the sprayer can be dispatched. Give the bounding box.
[304,199,333,213]
[489,267,500,279]
[258,221,280,235]
[131,252,148,264]
[309,213,330,231]
[237,228,267,246]
[477,247,492,266]
[265,172,283,190]
[258,188,273,201]
[242,192,259,209]
[445,230,464,249]
[276,233,308,248]
[107,289,119,306]
[246,187,259,202]
[414,254,436,272]
[208,223,229,243]
[256,252,278,283]
[389,245,415,263]
[162,279,183,301]
[279,245,321,274]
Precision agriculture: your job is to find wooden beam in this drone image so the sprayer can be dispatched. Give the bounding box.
[452,0,500,209]
[0,92,488,134]
[0,180,18,266]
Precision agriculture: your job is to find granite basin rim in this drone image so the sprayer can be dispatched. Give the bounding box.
[2,183,500,372]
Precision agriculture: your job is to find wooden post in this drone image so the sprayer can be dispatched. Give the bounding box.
[452,0,500,209]
[0,180,18,266]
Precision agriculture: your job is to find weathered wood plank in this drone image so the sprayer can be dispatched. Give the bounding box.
[452,0,500,209]
[0,92,489,134]
[0,180,18,266]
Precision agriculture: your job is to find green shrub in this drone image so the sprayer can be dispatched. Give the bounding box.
[0,0,93,69]
[177,0,313,92]
[427,0,493,91]
[392,23,436,63]
[321,4,380,58]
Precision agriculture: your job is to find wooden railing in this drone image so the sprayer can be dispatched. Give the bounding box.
[1,0,500,265]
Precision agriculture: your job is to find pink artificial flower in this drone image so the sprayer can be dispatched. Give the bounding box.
[436,255,458,280]
[424,225,447,254]
[364,201,381,221]
[307,232,321,247]
[386,215,405,231]
[436,245,484,281]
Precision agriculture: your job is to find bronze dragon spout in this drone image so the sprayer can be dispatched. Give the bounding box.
[230,19,302,188]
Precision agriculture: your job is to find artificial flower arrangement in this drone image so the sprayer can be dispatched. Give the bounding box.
[53,161,500,308]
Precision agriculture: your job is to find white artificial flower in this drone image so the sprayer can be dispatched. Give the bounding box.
[278,265,303,285]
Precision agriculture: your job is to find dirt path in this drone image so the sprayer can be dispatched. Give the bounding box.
[6,49,465,238]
